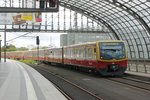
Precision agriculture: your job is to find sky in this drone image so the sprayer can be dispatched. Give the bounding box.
[0,32,65,49]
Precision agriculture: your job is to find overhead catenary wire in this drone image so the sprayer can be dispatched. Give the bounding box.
[6,32,32,42]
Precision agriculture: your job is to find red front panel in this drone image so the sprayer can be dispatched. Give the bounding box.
[96,60,128,69]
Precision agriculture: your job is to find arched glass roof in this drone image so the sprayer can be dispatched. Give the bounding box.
[60,0,150,59]
[0,0,150,59]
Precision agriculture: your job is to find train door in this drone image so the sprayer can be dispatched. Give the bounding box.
[86,47,93,67]
[82,46,86,66]
[86,46,97,68]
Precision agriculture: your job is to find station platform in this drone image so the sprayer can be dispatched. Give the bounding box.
[125,71,150,78]
[0,59,67,100]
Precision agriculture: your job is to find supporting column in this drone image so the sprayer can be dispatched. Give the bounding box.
[51,13,53,32]
[64,7,66,31]
[4,25,7,62]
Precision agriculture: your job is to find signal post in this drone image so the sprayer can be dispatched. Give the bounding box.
[36,36,40,65]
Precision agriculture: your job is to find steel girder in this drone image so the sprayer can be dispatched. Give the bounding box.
[60,0,150,59]
[105,0,150,36]
[60,2,120,40]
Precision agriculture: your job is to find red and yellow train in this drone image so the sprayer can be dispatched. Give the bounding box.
[4,40,128,76]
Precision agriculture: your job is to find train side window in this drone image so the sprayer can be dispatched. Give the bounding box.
[72,48,74,59]
[50,51,52,53]
[69,48,72,58]
[67,49,69,58]
[79,48,84,59]
[94,48,96,53]
[78,49,80,59]
[93,48,96,60]
[73,48,75,59]
[87,48,92,60]
[66,49,68,58]
[84,47,86,60]
[78,48,81,59]
[64,49,66,58]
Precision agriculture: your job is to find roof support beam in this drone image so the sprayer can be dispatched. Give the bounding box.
[106,0,150,35]
[59,2,120,40]
[0,28,103,33]
[0,7,59,12]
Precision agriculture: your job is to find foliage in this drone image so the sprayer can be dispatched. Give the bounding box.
[1,44,17,52]
[1,44,29,52]
[31,46,49,50]
[19,59,37,64]
[31,47,37,50]
[1,44,48,52]
[40,46,49,49]
[17,47,29,51]
[7,44,17,51]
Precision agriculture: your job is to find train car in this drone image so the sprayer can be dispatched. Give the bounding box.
[6,51,24,60]
[39,49,45,61]
[4,40,127,76]
[45,48,63,64]
[23,50,33,60]
[64,40,127,76]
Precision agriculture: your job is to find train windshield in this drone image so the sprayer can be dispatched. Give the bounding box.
[100,42,126,60]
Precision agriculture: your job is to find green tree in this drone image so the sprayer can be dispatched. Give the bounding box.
[40,46,49,49]
[31,46,48,50]
[2,44,17,52]
[31,47,37,50]
[17,47,28,51]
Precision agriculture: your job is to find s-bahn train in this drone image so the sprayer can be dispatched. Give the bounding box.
[4,40,128,76]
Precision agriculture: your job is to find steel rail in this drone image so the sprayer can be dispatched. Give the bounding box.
[35,66,104,100]
[122,77,150,85]
[107,77,150,93]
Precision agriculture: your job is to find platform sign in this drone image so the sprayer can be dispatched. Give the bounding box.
[21,13,33,21]
[0,13,42,25]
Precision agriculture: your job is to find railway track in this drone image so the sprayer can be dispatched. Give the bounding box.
[107,76,150,92]
[32,65,103,100]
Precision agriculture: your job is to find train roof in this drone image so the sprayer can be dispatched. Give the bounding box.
[5,40,125,53]
[63,40,125,48]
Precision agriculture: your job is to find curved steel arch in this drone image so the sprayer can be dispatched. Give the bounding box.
[105,0,150,58]
[105,0,150,35]
[60,0,150,40]
[59,2,120,40]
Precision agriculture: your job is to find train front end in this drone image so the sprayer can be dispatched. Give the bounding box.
[96,41,128,76]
